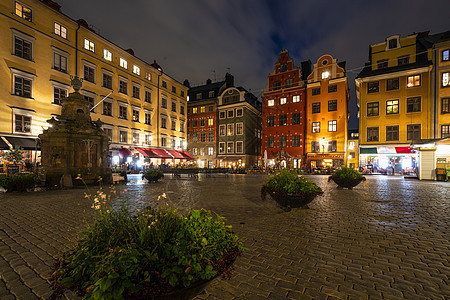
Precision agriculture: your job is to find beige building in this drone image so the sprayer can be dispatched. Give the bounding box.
[0,0,187,167]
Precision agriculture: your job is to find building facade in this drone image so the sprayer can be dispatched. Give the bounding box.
[0,0,188,167]
[261,49,308,168]
[306,54,349,169]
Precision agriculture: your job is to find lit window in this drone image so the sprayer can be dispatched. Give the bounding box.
[103,49,112,61]
[84,39,95,52]
[236,123,243,135]
[386,100,399,114]
[133,65,140,75]
[145,72,152,81]
[227,124,234,136]
[442,72,450,87]
[442,49,449,62]
[193,107,198,114]
[268,99,274,106]
[144,111,151,125]
[208,118,213,126]
[312,122,320,133]
[227,142,234,153]
[54,23,67,39]
[321,71,329,79]
[280,97,287,105]
[292,95,300,103]
[328,120,337,132]
[120,58,128,69]
[132,131,140,144]
[407,75,420,87]
[119,130,128,143]
[200,106,206,113]
[15,2,32,21]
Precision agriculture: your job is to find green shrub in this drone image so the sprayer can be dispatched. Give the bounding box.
[0,173,39,192]
[50,191,244,299]
[331,166,363,180]
[265,169,322,194]
[143,168,164,182]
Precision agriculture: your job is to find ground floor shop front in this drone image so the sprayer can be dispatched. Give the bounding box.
[359,145,417,175]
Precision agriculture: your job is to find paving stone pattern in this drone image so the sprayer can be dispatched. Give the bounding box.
[0,175,449,299]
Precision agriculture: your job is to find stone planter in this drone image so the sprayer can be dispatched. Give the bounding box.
[261,186,322,211]
[143,175,162,182]
[328,176,366,190]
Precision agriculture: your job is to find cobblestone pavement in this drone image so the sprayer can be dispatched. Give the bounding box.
[0,174,449,299]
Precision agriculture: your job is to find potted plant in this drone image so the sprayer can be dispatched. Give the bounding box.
[50,189,244,299]
[143,168,164,182]
[328,166,366,189]
[261,169,323,211]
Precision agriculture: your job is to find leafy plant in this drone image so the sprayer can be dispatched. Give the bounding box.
[0,173,39,192]
[143,168,164,182]
[4,146,23,164]
[331,166,363,180]
[50,189,244,299]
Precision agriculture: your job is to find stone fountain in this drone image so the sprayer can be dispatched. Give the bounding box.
[39,76,111,187]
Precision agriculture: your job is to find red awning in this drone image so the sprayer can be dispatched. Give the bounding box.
[166,149,186,159]
[136,148,162,158]
[119,148,132,158]
[179,151,195,160]
[149,148,173,159]
[395,147,416,154]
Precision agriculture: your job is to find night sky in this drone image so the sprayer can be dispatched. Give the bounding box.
[57,0,450,129]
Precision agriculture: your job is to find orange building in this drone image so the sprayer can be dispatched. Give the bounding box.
[306,54,349,169]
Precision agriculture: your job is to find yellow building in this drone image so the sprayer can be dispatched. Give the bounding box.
[306,54,349,169]
[0,0,187,167]
[434,37,450,138]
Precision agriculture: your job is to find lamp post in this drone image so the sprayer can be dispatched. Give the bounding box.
[319,137,326,153]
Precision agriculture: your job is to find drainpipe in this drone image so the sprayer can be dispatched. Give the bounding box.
[157,72,161,147]
[75,23,80,77]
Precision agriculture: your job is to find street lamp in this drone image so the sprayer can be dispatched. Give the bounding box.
[319,137,326,153]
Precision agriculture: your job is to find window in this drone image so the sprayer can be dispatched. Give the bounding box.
[208,131,214,142]
[132,131,139,144]
[198,132,205,142]
[227,142,234,153]
[286,78,293,88]
[328,85,337,93]
[442,49,450,62]
[227,110,234,118]
[386,100,399,114]
[208,118,213,126]
[191,147,197,155]
[180,120,185,132]
[273,81,281,90]
[442,72,450,87]
[180,104,185,115]
[192,120,197,128]
[144,111,151,125]
[103,127,113,141]
[442,98,450,114]
[83,93,95,111]
[172,86,176,93]
[15,114,31,133]
[208,147,214,156]
[367,127,379,142]
[267,116,274,127]
[292,113,300,125]
[386,78,399,90]
[181,91,185,97]
[311,141,320,153]
[219,111,225,119]
[119,130,128,143]
[119,78,128,94]
[441,125,450,138]
[388,38,398,49]
[279,136,287,147]
[103,101,112,116]
[196,93,202,100]
[13,75,32,98]
[161,97,167,108]
[15,2,32,21]
[267,137,274,148]
[208,105,214,112]
[119,105,127,119]
[292,135,300,147]
[407,96,421,113]
[199,147,205,156]
[53,87,66,105]
[102,72,113,89]
[268,99,275,106]
[219,125,225,136]
[398,55,409,65]
[84,65,95,83]
[407,124,421,140]
[200,119,205,127]
[209,91,215,98]
[280,97,287,105]
[191,133,198,143]
[145,133,151,145]
[367,81,379,93]
[328,141,337,152]
[312,122,320,133]
[321,71,330,79]
[53,22,67,39]
[171,119,177,131]
[132,85,140,99]
[377,59,388,69]
[119,58,128,69]
[132,108,139,122]
[328,100,337,112]
[53,50,68,73]
[328,120,337,132]
[14,35,32,60]
[219,142,225,154]
[367,102,379,116]
[279,114,287,126]
[280,64,287,72]
[312,102,320,113]
[227,124,234,136]
[84,39,95,52]
[145,89,152,103]
[162,81,167,88]
[161,116,167,129]
[312,88,320,95]
[292,95,300,103]
[236,123,243,135]
[407,75,420,87]
[171,101,177,112]
[236,108,243,117]
[133,65,140,75]
[386,125,399,141]
[161,136,167,147]
[103,49,112,61]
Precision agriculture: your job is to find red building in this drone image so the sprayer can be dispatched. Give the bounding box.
[262,49,310,168]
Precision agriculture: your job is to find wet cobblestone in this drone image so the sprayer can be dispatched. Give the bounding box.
[0,174,449,299]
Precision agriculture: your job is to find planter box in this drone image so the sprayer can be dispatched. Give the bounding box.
[328,176,366,189]
[262,186,322,211]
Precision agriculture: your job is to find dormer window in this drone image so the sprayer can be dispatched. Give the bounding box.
[280,64,287,72]
[386,36,400,50]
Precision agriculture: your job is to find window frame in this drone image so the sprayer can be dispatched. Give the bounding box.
[144,110,152,125]
[441,49,449,62]
[442,72,450,88]
[13,30,34,61]
[312,102,320,114]
[53,48,68,73]
[406,96,421,113]
[292,113,300,125]
[268,99,275,106]
[386,78,399,91]
[132,83,140,99]
[279,114,287,126]
[102,70,113,89]
[441,124,450,138]
[367,127,379,142]
[292,135,300,147]
[12,107,34,134]
[312,88,320,95]
[367,102,379,116]
[219,125,226,137]
[292,95,300,103]
[119,77,128,94]
[219,142,225,154]
[227,142,234,154]
[52,82,68,105]
[267,137,274,148]
[407,75,421,88]
[328,84,337,93]
[367,81,379,93]
[280,97,287,105]
[132,107,140,122]
[133,65,140,75]
[12,69,35,99]
[102,99,113,116]
[386,125,399,141]
[103,49,112,61]
[83,61,96,83]
[328,120,337,132]
[119,57,128,69]
[83,38,95,53]
[441,97,450,114]
[236,122,243,135]
[15,1,32,22]
[328,100,337,112]
[227,124,234,136]
[407,124,421,140]
[386,99,399,115]
[267,115,274,127]
[53,22,67,39]
[118,103,128,120]
[312,122,320,133]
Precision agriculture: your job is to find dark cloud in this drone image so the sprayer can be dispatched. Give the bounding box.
[58,0,450,128]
